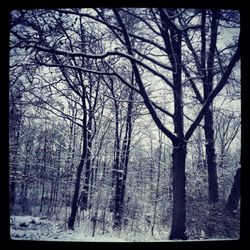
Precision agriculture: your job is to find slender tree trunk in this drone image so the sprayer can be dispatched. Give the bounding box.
[204,110,219,202]
[21,139,32,214]
[40,162,46,214]
[68,87,88,230]
[9,98,21,214]
[112,97,120,188]
[21,178,29,214]
[80,118,93,211]
[80,72,98,212]
[40,132,47,214]
[68,146,87,229]
[151,132,162,236]
[40,181,45,214]
[53,146,61,214]
[196,126,205,168]
[10,174,16,213]
[48,143,55,213]
[226,168,240,212]
[204,10,220,203]
[150,136,154,193]
[113,177,123,229]
[113,90,133,229]
[88,158,99,210]
[110,94,120,214]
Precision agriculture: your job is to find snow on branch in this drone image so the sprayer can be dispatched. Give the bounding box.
[37,62,114,76]
[29,44,174,88]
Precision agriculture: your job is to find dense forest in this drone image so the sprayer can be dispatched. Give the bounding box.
[9,8,240,241]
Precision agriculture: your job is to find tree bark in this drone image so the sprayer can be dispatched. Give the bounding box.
[40,130,47,214]
[113,89,133,229]
[68,149,86,229]
[203,10,220,203]
[169,28,187,238]
[226,168,240,211]
[9,93,22,213]
[169,141,187,240]
[80,117,93,211]
[21,138,32,214]
[160,13,188,239]
[68,87,88,230]
[204,110,219,202]
[110,90,120,214]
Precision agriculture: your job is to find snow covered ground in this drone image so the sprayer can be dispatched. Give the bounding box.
[10,216,169,242]
[10,216,126,241]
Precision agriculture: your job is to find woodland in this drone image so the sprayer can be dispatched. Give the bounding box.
[9,8,240,241]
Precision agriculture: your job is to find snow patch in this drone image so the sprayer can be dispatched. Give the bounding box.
[10,216,128,242]
[10,215,171,242]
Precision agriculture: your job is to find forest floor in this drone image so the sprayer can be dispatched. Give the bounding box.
[9,215,169,242]
[10,216,127,242]
[10,202,240,242]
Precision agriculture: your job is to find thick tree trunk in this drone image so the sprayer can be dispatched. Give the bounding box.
[158,14,188,239]
[226,168,240,211]
[204,110,219,202]
[169,141,187,240]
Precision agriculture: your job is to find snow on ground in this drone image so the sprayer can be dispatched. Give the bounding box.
[10,216,127,241]
[10,216,168,242]
[10,216,64,241]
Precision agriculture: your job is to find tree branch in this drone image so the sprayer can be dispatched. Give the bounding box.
[182,64,204,103]
[113,9,177,142]
[185,40,240,140]
[25,43,174,88]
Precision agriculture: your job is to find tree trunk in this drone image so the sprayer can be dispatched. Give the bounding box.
[204,110,219,202]
[112,96,120,189]
[68,87,88,230]
[21,139,31,214]
[169,141,187,240]
[226,168,240,212]
[80,121,92,211]
[40,174,45,214]
[110,93,120,214]
[113,89,133,229]
[9,96,22,213]
[204,9,219,203]
[68,148,87,229]
[151,132,162,236]
[113,177,123,229]
[157,14,188,239]
[40,132,47,214]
